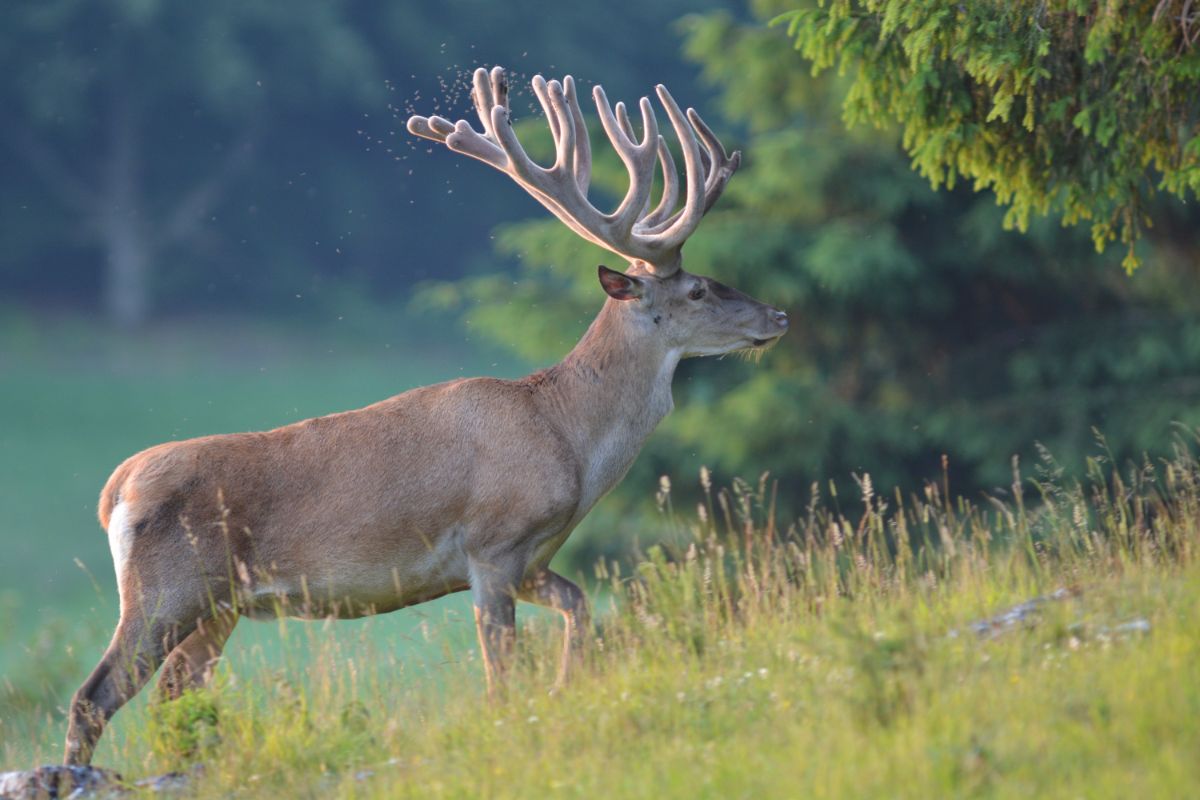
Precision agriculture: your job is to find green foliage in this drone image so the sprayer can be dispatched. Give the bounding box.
[775,0,1200,270]
[441,2,1200,533]
[146,688,222,764]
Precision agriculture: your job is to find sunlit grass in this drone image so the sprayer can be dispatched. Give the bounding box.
[3,437,1199,797]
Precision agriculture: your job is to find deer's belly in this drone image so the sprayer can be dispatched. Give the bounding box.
[240,527,470,620]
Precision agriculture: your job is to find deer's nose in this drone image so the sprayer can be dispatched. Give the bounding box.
[771,309,789,330]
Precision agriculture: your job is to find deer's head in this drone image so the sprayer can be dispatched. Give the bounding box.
[596,263,787,357]
[409,67,787,358]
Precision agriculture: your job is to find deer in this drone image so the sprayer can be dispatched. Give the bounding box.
[63,66,788,765]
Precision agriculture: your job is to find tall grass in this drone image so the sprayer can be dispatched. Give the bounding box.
[630,437,1196,643]
[3,436,1199,797]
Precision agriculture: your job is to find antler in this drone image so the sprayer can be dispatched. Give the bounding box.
[407,66,740,276]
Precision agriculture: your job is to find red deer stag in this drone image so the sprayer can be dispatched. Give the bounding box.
[64,66,788,765]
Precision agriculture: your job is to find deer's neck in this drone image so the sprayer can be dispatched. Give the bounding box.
[531,301,680,505]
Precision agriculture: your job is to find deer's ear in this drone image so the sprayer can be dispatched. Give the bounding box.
[598,265,644,301]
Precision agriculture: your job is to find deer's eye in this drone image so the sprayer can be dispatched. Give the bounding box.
[688,285,707,301]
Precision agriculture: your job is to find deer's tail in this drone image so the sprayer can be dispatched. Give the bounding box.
[98,456,139,530]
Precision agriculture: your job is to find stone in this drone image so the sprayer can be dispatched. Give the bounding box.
[0,765,194,799]
[0,765,123,800]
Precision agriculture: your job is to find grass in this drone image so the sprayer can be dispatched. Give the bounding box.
[4,426,1199,796]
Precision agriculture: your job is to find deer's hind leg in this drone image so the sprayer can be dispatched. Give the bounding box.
[65,500,223,765]
[64,605,198,765]
[156,608,239,700]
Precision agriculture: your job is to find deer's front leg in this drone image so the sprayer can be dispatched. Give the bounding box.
[469,557,519,699]
[519,569,590,689]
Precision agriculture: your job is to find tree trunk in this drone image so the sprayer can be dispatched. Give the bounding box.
[100,89,151,329]
[102,215,150,328]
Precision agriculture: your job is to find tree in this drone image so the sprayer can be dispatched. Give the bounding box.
[430,0,1200,565]
[0,1,380,327]
[0,0,733,327]
[775,0,1200,271]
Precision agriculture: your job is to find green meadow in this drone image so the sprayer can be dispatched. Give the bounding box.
[2,321,1197,796]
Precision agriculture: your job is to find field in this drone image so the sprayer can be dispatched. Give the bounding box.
[2,317,1199,797]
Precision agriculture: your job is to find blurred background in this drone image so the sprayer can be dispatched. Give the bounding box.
[2,0,1199,697]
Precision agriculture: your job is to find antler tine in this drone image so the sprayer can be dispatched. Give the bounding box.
[407,67,739,276]
[409,67,600,249]
[486,99,613,252]
[487,92,542,183]
[593,86,657,243]
[490,66,508,107]
[531,75,562,147]
[687,107,742,214]
[443,120,508,170]
[614,101,635,141]
[637,95,742,239]
[471,67,498,141]
[626,96,660,234]
[409,67,508,169]
[406,115,456,140]
[563,76,591,195]
[614,103,656,219]
[546,79,578,174]
[637,85,705,252]
[641,135,680,229]
[408,112,507,170]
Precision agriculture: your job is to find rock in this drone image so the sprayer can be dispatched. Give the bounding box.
[1108,618,1151,636]
[949,587,1078,639]
[133,771,190,793]
[0,765,123,800]
[0,765,193,799]
[1072,617,1153,642]
[950,587,1152,645]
